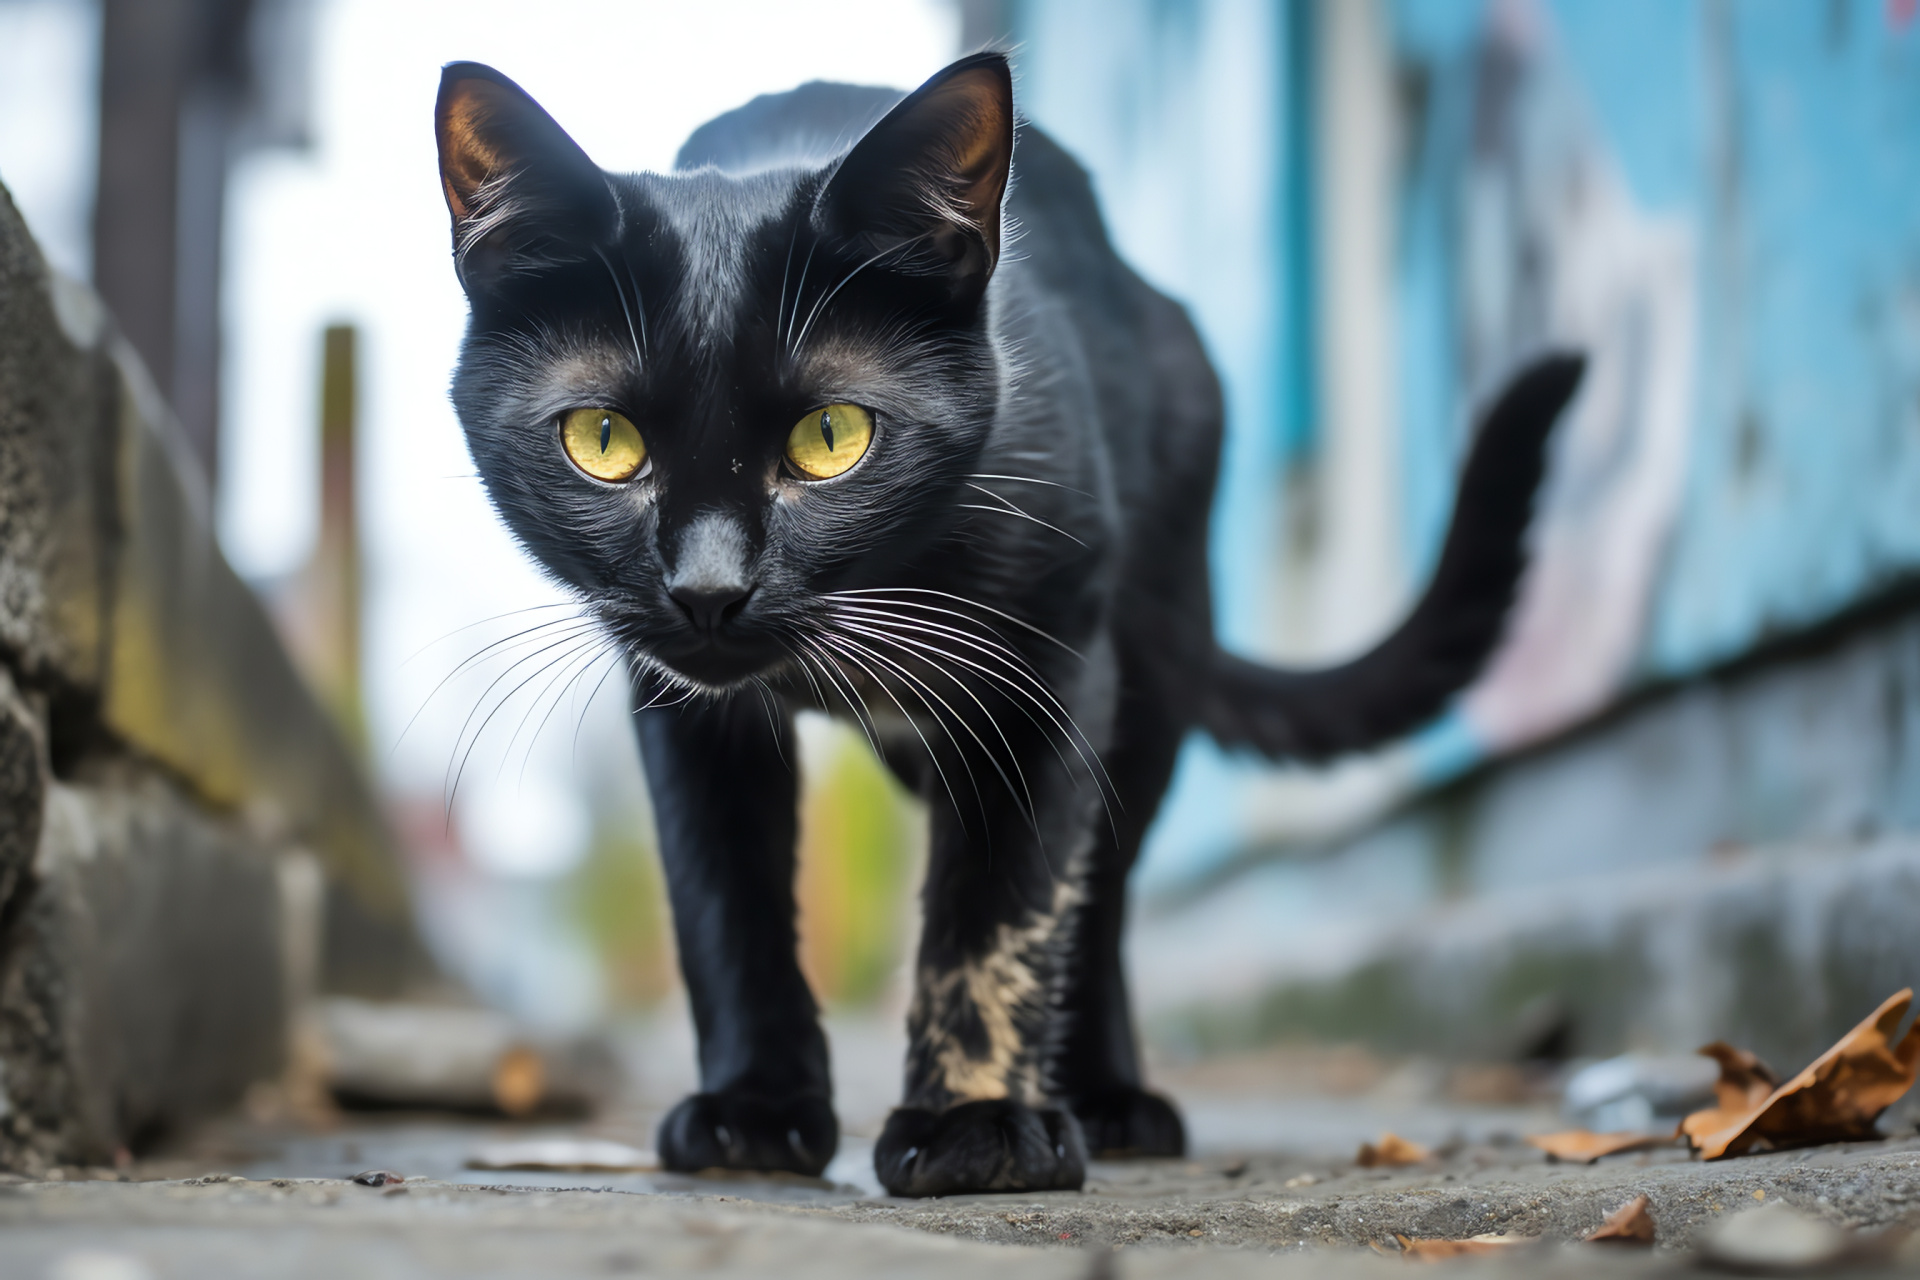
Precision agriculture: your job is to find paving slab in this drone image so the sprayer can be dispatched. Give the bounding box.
[0,1176,1079,1280]
[14,1018,1920,1277]
[839,1138,1920,1252]
[8,1125,1920,1277]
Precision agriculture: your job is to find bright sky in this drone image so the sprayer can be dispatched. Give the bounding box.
[221,0,960,874]
[0,0,99,280]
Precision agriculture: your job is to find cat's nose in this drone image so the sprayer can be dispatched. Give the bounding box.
[664,512,754,634]
[669,581,751,634]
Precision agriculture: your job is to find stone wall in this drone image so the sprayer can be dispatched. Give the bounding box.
[0,183,422,1169]
[1139,591,1920,1073]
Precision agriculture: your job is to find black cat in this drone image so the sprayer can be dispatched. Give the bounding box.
[434,53,1582,1196]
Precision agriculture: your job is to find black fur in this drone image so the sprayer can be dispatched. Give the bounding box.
[433,55,1582,1196]
[1203,353,1584,761]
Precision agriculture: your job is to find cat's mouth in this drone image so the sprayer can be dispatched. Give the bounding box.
[642,628,790,691]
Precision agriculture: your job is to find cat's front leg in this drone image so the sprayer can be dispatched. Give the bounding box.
[873,791,1091,1196]
[635,692,836,1176]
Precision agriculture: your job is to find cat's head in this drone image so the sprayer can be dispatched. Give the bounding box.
[435,56,1015,692]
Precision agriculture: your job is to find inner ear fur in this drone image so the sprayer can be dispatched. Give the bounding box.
[437,72,512,222]
[434,62,614,279]
[818,53,1015,289]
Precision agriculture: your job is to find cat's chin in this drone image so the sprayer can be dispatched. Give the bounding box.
[642,637,789,693]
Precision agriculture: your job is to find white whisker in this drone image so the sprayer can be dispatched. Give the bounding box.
[964,472,1096,500]
[508,637,619,785]
[784,238,819,351]
[956,499,1088,548]
[790,231,936,359]
[595,247,646,374]
[790,633,886,765]
[446,632,604,811]
[400,617,602,762]
[832,613,1087,795]
[572,645,631,762]
[827,602,1120,831]
[400,602,584,667]
[814,630,976,832]
[828,587,1084,659]
[821,623,1034,831]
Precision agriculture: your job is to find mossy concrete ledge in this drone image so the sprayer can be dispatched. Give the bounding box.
[0,181,425,1170]
[1143,596,1920,1072]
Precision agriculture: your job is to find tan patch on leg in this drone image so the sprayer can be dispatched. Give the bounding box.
[914,881,1084,1106]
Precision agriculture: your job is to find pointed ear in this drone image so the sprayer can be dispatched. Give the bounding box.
[816,53,1014,298]
[435,62,616,289]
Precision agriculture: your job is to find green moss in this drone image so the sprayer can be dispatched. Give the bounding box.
[568,814,673,1009]
[1161,936,1660,1061]
[797,727,920,1007]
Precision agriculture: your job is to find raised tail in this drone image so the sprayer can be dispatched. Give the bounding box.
[1201,352,1585,763]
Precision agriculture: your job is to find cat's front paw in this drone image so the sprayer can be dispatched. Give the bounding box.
[657,1090,837,1177]
[875,1099,1087,1196]
[1071,1087,1186,1158]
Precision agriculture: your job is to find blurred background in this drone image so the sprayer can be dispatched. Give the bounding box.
[1,0,1917,1121]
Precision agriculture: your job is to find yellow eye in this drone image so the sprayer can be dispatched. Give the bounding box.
[785,403,873,480]
[560,408,647,482]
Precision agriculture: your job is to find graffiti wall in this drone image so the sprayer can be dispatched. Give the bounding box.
[1007,0,1920,886]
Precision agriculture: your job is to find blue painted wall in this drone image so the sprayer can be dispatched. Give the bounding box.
[1389,0,1920,676]
[1007,0,1920,886]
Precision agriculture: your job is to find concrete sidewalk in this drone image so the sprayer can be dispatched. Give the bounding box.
[10,1011,1920,1276]
[7,1103,1920,1277]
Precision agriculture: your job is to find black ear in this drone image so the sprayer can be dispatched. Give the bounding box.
[435,62,617,290]
[816,53,1014,298]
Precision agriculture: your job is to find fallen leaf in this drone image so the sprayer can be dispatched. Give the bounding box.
[1585,1194,1655,1245]
[490,1044,546,1117]
[1526,1130,1671,1163]
[1687,989,1920,1160]
[1356,1133,1431,1167]
[1393,1233,1536,1260]
[1678,1041,1780,1143]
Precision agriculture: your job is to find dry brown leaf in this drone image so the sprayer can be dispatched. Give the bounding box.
[1392,1233,1536,1260]
[1678,1041,1781,1143]
[1585,1194,1656,1245]
[490,1045,545,1117]
[1525,1129,1670,1163]
[1688,988,1920,1160]
[1356,1132,1431,1167]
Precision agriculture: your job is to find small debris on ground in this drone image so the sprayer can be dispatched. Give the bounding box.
[317,999,618,1118]
[350,1169,403,1187]
[1584,1193,1656,1245]
[465,1139,658,1173]
[1356,1132,1431,1167]
[1385,1232,1536,1261]
[1562,1053,1719,1132]
[1526,1129,1673,1163]
[490,1045,546,1117]
[1697,1202,1851,1271]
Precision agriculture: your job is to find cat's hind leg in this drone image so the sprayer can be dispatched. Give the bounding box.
[635,691,837,1177]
